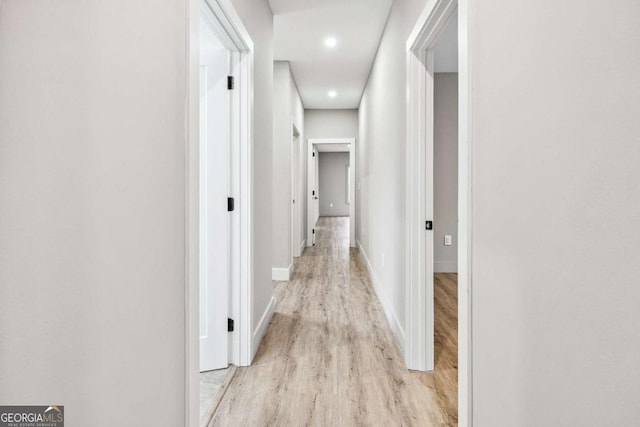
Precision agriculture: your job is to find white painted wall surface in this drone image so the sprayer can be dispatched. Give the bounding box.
[357,0,429,342]
[305,109,358,140]
[0,0,187,424]
[272,61,304,271]
[470,1,640,425]
[0,0,275,424]
[273,62,291,270]
[434,73,458,273]
[364,0,640,423]
[228,0,275,333]
[318,152,350,216]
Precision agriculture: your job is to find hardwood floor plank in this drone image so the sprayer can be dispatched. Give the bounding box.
[414,273,458,425]
[211,217,457,426]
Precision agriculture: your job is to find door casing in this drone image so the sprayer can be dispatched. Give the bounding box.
[292,124,302,257]
[405,0,473,425]
[186,0,254,425]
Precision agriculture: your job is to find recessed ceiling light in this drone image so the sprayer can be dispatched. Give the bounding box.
[324,37,337,48]
[328,90,337,98]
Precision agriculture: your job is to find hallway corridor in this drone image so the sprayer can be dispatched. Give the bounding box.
[209,217,457,426]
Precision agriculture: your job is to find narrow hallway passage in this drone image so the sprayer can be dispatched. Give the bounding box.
[210,217,456,426]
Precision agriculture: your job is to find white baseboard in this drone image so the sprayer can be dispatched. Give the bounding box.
[435,261,458,273]
[252,296,276,362]
[356,240,405,355]
[272,263,292,281]
[297,239,306,257]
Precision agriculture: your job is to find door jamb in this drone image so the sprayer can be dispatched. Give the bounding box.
[406,0,472,425]
[291,123,302,258]
[186,1,254,426]
[307,138,356,248]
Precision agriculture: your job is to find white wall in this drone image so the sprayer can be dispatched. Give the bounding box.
[318,152,350,217]
[357,0,429,343]
[0,0,187,424]
[434,73,458,273]
[363,0,640,423]
[228,0,274,333]
[273,61,304,271]
[273,62,290,270]
[470,0,640,424]
[305,109,358,140]
[0,0,274,424]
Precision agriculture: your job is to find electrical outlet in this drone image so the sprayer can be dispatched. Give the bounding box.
[444,235,452,246]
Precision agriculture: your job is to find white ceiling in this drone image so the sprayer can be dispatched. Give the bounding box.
[433,12,458,73]
[270,0,393,109]
[316,143,350,152]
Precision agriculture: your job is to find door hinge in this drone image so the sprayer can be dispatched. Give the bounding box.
[228,197,235,212]
[312,228,315,234]
[312,190,315,196]
[425,220,433,230]
[312,152,315,157]
[227,318,234,332]
[227,76,234,90]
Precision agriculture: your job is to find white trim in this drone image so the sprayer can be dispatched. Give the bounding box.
[298,239,306,256]
[252,296,276,360]
[291,122,302,259]
[434,261,458,273]
[307,138,357,248]
[307,144,318,247]
[272,264,292,281]
[235,23,254,370]
[406,0,472,425]
[186,3,201,426]
[357,241,405,354]
[457,1,473,424]
[203,0,253,52]
[348,142,356,248]
[186,1,254,426]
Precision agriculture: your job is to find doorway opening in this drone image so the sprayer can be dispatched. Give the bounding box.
[291,124,303,258]
[307,138,356,249]
[187,0,254,426]
[406,0,471,425]
[431,12,459,424]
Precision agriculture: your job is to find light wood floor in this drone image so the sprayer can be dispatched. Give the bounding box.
[211,217,457,426]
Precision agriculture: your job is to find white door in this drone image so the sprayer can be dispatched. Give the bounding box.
[199,18,231,372]
[313,146,320,233]
[309,145,320,245]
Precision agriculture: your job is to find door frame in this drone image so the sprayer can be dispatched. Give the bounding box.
[186,0,254,426]
[307,138,356,247]
[291,123,302,257]
[405,0,472,425]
